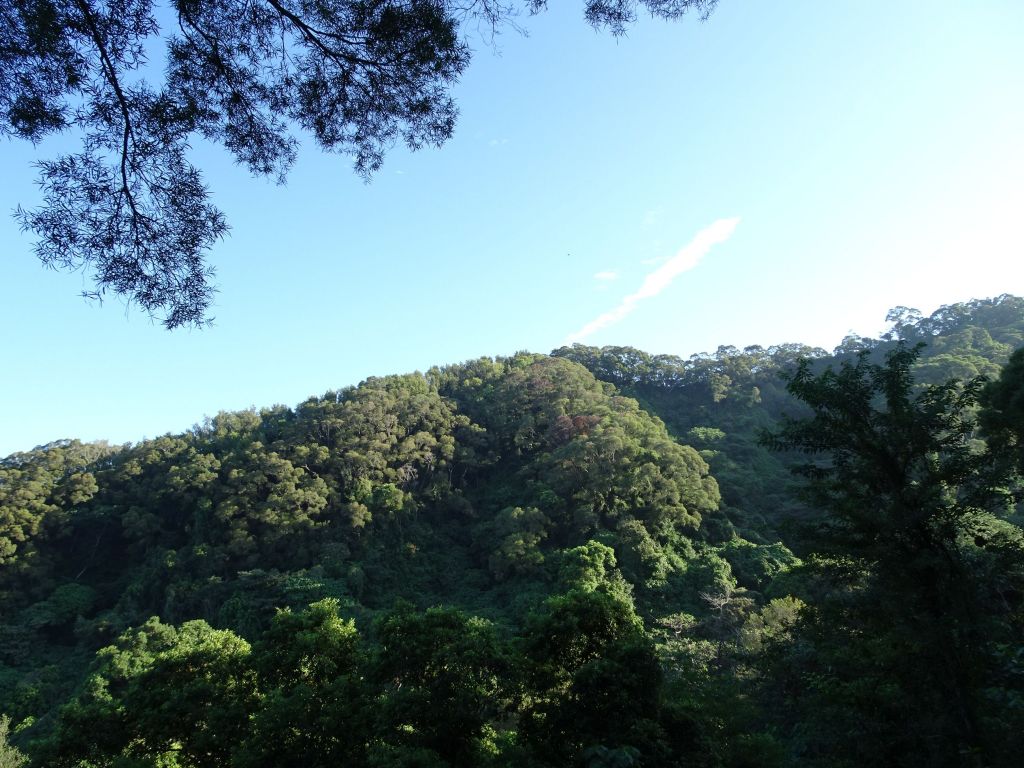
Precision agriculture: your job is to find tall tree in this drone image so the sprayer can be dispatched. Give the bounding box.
[762,343,1024,766]
[43,617,257,766]
[0,715,26,768]
[980,346,1024,473]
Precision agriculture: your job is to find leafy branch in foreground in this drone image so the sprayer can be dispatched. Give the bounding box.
[2,0,717,327]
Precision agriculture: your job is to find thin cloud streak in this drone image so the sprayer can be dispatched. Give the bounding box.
[593,270,618,281]
[565,217,740,344]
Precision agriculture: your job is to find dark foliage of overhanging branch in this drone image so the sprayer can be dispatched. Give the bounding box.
[2,0,718,328]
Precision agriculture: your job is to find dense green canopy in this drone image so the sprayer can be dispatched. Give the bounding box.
[1,295,1022,766]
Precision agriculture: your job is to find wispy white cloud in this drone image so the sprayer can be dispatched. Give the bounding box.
[593,270,618,281]
[488,137,509,147]
[565,217,740,344]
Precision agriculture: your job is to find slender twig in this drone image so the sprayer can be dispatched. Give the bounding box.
[264,0,387,70]
[74,0,143,226]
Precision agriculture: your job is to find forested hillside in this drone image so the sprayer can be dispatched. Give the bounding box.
[555,295,1024,541]
[2,296,1023,767]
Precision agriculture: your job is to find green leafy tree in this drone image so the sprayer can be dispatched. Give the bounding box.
[981,346,1024,473]
[480,505,550,580]
[372,604,513,767]
[44,617,256,766]
[763,343,1024,766]
[441,355,720,549]
[518,584,697,767]
[0,715,26,768]
[0,440,109,602]
[237,599,369,768]
[207,441,330,565]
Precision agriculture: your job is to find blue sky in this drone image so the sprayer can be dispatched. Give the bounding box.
[2,0,1023,456]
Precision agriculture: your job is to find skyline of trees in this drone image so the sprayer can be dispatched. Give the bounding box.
[1,295,1022,766]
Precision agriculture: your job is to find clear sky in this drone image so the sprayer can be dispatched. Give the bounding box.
[2,0,1023,456]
